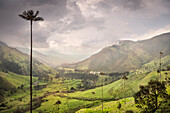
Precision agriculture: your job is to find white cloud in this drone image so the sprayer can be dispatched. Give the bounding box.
[130,25,170,40]
[1,0,170,59]
[76,0,103,18]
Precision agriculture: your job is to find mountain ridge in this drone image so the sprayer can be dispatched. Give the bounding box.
[0,42,57,76]
[65,32,170,72]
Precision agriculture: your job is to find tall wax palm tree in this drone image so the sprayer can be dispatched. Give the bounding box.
[122,75,128,104]
[19,10,44,113]
[100,72,105,113]
[159,51,163,82]
[165,72,168,84]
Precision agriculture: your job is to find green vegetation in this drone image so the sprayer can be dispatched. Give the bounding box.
[67,33,170,72]
[0,43,58,77]
[0,33,170,113]
[135,80,169,112]
[1,68,169,113]
[76,97,141,113]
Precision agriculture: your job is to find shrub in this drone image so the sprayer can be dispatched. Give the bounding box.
[125,110,134,113]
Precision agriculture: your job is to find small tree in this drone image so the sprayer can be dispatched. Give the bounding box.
[134,80,168,113]
[125,110,134,113]
[92,91,95,105]
[54,100,61,113]
[117,102,121,113]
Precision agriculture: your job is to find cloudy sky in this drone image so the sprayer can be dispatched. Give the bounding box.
[0,0,170,58]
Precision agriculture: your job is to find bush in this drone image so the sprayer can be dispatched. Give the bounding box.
[125,110,134,113]
[0,103,6,107]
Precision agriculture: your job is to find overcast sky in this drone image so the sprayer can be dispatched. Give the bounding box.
[0,0,170,57]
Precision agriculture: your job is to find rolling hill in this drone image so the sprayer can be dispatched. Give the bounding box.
[0,41,57,76]
[66,33,170,72]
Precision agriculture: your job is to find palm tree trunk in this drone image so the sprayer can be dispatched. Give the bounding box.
[102,75,103,113]
[30,20,33,113]
[124,80,126,104]
[160,54,161,82]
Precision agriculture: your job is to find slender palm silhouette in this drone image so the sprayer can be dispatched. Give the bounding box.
[122,75,128,104]
[19,10,44,113]
[100,72,105,113]
[159,51,163,82]
[165,72,168,84]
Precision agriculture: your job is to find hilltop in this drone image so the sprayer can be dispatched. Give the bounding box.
[0,41,57,76]
[66,33,170,72]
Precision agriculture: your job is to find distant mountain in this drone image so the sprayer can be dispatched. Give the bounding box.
[66,33,170,72]
[0,42,57,76]
[0,41,7,46]
[17,48,87,67]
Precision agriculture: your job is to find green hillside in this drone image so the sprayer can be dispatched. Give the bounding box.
[68,55,170,101]
[0,33,170,113]
[67,33,170,72]
[76,97,141,113]
[0,42,57,76]
[0,71,37,88]
[0,55,169,113]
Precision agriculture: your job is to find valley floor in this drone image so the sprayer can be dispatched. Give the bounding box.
[0,69,169,113]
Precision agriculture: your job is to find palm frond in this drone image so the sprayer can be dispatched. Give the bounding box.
[34,17,44,21]
[28,10,34,16]
[27,10,34,20]
[19,10,44,21]
[23,11,28,17]
[34,11,39,18]
[18,14,30,20]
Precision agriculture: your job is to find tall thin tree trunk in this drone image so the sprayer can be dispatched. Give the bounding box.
[67,81,69,113]
[160,53,161,82]
[30,20,33,113]
[124,79,126,104]
[102,75,103,113]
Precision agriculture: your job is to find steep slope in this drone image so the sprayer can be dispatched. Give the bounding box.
[0,41,57,76]
[67,33,170,72]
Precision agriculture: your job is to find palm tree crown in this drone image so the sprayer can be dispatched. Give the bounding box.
[19,10,44,21]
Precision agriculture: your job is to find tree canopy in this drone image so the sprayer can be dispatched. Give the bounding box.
[134,80,169,113]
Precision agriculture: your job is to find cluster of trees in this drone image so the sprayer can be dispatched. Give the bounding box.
[134,80,169,112]
[109,71,129,77]
[38,75,53,82]
[0,59,23,75]
[34,85,46,90]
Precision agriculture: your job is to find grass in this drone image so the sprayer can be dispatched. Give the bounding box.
[68,70,170,100]
[0,57,169,113]
[76,97,141,113]
[0,71,37,88]
[33,95,92,113]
